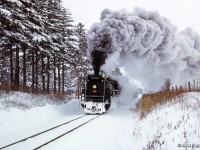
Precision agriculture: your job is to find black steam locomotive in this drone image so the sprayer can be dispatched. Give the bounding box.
[81,74,119,114]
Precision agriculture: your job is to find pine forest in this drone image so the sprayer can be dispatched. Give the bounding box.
[0,0,90,96]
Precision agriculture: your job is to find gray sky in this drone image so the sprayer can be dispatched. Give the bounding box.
[62,0,200,32]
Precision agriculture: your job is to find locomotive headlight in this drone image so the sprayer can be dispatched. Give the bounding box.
[92,85,97,93]
[93,85,97,89]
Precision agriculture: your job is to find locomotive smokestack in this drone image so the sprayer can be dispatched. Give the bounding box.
[91,51,107,75]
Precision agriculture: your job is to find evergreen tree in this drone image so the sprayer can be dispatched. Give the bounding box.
[0,0,88,96]
[74,23,90,94]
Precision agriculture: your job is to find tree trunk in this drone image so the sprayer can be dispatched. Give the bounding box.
[13,47,19,91]
[41,54,45,93]
[32,50,35,93]
[58,63,60,95]
[79,76,82,97]
[23,47,26,91]
[74,67,80,98]
[47,56,50,93]
[77,75,80,99]
[53,54,56,94]
[35,51,38,92]
[62,61,64,95]
[10,48,13,89]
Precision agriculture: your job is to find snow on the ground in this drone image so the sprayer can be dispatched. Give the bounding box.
[43,105,133,150]
[0,91,200,150]
[0,91,71,110]
[126,92,200,150]
[0,92,83,148]
[0,92,133,150]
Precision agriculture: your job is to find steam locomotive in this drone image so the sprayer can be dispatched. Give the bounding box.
[81,74,119,114]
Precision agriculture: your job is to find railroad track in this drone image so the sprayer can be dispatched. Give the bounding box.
[0,114,101,150]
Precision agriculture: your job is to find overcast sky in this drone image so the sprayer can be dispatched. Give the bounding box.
[62,0,200,32]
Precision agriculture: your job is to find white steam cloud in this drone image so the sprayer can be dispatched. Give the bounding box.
[87,8,200,105]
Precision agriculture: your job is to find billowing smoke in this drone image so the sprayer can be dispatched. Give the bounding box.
[87,8,200,105]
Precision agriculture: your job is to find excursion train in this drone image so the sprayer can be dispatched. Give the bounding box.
[81,74,119,114]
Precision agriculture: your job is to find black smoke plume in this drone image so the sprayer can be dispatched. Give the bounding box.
[88,27,114,75]
[91,51,107,75]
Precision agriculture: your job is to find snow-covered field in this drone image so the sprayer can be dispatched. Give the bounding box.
[129,92,200,150]
[0,92,200,150]
[0,92,83,149]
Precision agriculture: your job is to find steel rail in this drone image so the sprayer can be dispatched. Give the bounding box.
[0,115,87,149]
[33,115,101,150]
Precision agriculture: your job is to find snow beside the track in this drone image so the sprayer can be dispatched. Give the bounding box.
[128,92,200,150]
[0,92,83,148]
[0,92,200,150]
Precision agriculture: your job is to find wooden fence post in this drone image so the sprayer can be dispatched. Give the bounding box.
[188,82,191,92]
[180,86,182,92]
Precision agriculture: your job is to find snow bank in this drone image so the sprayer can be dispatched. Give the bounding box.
[126,92,200,150]
[0,92,82,146]
[0,91,71,110]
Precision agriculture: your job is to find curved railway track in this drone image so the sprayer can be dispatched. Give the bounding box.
[0,114,101,150]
